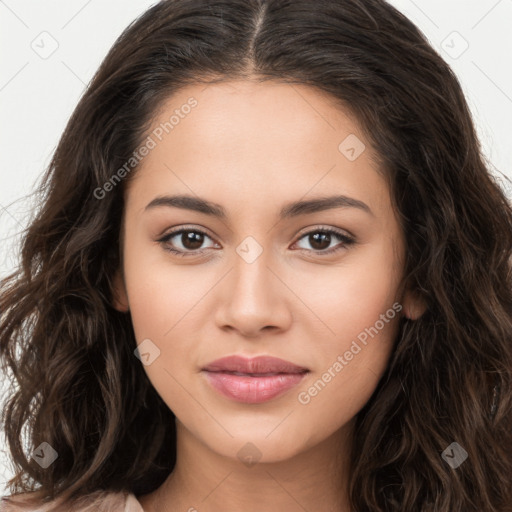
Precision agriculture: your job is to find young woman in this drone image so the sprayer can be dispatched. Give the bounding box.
[1,0,511,511]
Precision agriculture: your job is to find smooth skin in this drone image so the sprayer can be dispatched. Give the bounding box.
[113,79,426,512]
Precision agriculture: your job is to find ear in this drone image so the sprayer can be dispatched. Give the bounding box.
[111,269,129,312]
[402,287,427,320]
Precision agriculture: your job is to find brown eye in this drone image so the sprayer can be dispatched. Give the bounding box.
[294,228,355,255]
[179,231,205,250]
[307,232,332,251]
[157,228,217,256]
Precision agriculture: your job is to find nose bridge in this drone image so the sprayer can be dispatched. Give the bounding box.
[230,235,274,305]
[214,234,291,335]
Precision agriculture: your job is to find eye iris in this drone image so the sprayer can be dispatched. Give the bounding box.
[182,231,204,250]
[310,232,331,250]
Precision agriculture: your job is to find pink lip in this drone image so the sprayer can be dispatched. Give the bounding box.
[202,355,309,404]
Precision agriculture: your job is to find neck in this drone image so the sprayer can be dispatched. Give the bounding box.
[144,418,355,512]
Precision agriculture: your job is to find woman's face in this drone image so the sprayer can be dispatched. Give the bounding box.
[114,80,422,463]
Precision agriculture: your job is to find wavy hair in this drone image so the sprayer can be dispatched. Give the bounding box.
[1,0,511,510]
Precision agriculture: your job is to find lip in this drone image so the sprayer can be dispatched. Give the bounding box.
[202,355,309,404]
[203,355,309,374]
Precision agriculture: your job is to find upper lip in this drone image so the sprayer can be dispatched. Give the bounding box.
[202,355,309,374]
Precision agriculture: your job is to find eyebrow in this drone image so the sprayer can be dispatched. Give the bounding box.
[145,194,373,219]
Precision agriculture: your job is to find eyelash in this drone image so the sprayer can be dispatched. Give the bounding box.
[157,225,355,258]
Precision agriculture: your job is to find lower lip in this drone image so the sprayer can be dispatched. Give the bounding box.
[202,371,308,404]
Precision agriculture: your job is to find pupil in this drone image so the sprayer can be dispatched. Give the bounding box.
[183,231,204,250]
[310,232,330,250]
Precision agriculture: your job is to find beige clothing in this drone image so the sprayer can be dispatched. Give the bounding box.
[0,490,144,512]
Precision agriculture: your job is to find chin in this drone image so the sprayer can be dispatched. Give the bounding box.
[200,426,314,465]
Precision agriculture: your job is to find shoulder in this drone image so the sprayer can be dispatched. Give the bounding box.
[0,490,143,512]
[0,490,49,512]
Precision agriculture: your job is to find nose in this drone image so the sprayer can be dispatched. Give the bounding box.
[214,248,293,339]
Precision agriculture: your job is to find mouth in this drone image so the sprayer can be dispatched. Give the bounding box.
[201,355,310,404]
[213,371,297,376]
[202,354,309,374]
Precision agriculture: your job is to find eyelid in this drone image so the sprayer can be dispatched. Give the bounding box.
[156,223,215,239]
[157,224,356,257]
[157,224,219,249]
[294,224,355,240]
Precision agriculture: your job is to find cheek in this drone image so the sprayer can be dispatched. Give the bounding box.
[122,241,214,405]
[294,239,402,414]
[294,307,399,449]
[306,236,402,345]
[122,235,209,341]
[123,250,206,416]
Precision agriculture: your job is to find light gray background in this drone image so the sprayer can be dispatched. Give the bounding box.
[1,0,511,491]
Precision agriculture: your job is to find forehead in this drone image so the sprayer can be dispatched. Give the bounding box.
[126,79,391,218]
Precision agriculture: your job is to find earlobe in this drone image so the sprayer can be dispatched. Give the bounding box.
[111,269,130,312]
[402,288,427,320]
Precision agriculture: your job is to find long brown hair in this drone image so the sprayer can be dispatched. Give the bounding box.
[1,0,511,510]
